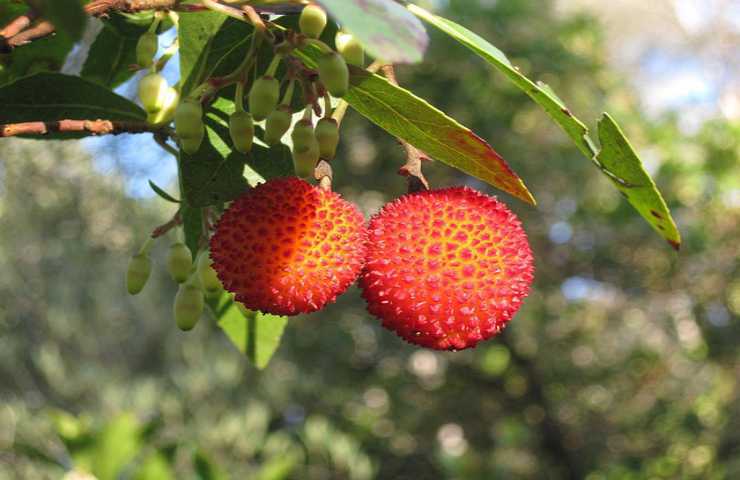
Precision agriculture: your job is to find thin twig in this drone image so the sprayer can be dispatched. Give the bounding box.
[0,119,171,138]
[151,211,182,238]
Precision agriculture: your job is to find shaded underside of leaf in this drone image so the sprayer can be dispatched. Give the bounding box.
[81,24,138,88]
[178,11,229,96]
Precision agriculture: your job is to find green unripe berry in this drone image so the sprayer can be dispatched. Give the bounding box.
[138,72,169,114]
[166,242,192,283]
[229,111,254,154]
[147,86,179,125]
[197,253,222,295]
[173,283,204,331]
[175,99,204,154]
[299,4,327,39]
[126,253,151,295]
[291,119,320,178]
[136,32,158,68]
[335,31,364,67]
[315,117,339,160]
[264,106,293,145]
[248,76,280,121]
[318,52,349,98]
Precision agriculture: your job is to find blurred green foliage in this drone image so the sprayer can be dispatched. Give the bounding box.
[1,0,738,479]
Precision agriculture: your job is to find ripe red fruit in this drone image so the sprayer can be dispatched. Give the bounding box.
[359,187,534,350]
[210,177,367,316]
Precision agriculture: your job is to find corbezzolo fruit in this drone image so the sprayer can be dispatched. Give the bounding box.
[173,283,204,331]
[335,31,364,67]
[299,4,327,39]
[264,106,293,145]
[136,32,158,68]
[174,99,204,154]
[248,76,280,121]
[291,119,320,178]
[197,253,222,295]
[317,52,349,98]
[147,86,179,125]
[229,111,255,154]
[166,242,192,284]
[315,117,339,160]
[138,72,169,114]
[126,253,151,295]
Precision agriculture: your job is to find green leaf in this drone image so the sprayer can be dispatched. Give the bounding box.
[408,4,681,246]
[316,0,428,64]
[91,413,142,480]
[148,180,180,203]
[208,294,288,370]
[133,450,175,480]
[81,25,138,88]
[193,449,229,480]
[29,0,86,41]
[596,113,681,249]
[0,73,145,130]
[181,204,203,261]
[0,22,74,87]
[178,11,229,96]
[407,4,593,158]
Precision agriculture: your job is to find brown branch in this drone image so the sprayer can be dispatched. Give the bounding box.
[0,11,37,39]
[380,64,431,191]
[0,119,172,138]
[5,20,54,48]
[151,211,182,238]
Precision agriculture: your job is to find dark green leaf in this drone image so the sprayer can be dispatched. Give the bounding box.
[194,449,229,480]
[29,0,86,41]
[181,204,203,261]
[178,11,229,96]
[596,113,681,249]
[0,73,145,130]
[81,25,138,88]
[317,0,428,64]
[208,294,288,370]
[0,27,74,87]
[148,180,180,203]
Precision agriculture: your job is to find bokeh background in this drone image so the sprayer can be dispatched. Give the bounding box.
[1,0,739,478]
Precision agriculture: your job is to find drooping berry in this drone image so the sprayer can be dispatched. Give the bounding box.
[315,117,339,160]
[147,86,179,125]
[138,72,169,114]
[335,31,364,67]
[229,111,255,153]
[299,4,327,39]
[318,52,349,98]
[197,252,222,295]
[291,119,320,178]
[174,283,204,331]
[359,187,534,350]
[175,99,204,154]
[166,242,192,283]
[248,76,280,121]
[264,106,293,145]
[126,253,151,295]
[210,177,367,316]
[136,32,158,68]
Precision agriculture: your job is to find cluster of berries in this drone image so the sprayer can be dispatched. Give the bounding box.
[208,177,535,351]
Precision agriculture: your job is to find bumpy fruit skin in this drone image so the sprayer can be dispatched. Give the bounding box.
[318,52,349,98]
[136,32,158,68]
[138,72,169,114]
[210,177,367,316]
[174,283,204,331]
[248,76,280,121]
[360,187,534,350]
[197,253,222,294]
[264,106,293,145]
[229,111,255,153]
[166,242,192,283]
[315,117,339,160]
[299,4,327,39]
[175,99,204,154]
[126,253,151,295]
[335,31,364,67]
[291,119,320,178]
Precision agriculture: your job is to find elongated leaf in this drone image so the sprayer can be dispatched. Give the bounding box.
[317,0,428,64]
[408,4,593,158]
[0,73,145,139]
[29,0,86,41]
[181,204,202,261]
[409,4,680,246]
[148,180,180,203]
[209,294,288,369]
[81,25,138,88]
[178,11,229,96]
[597,114,681,249]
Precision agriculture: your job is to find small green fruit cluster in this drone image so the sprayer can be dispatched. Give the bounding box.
[175,99,204,154]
